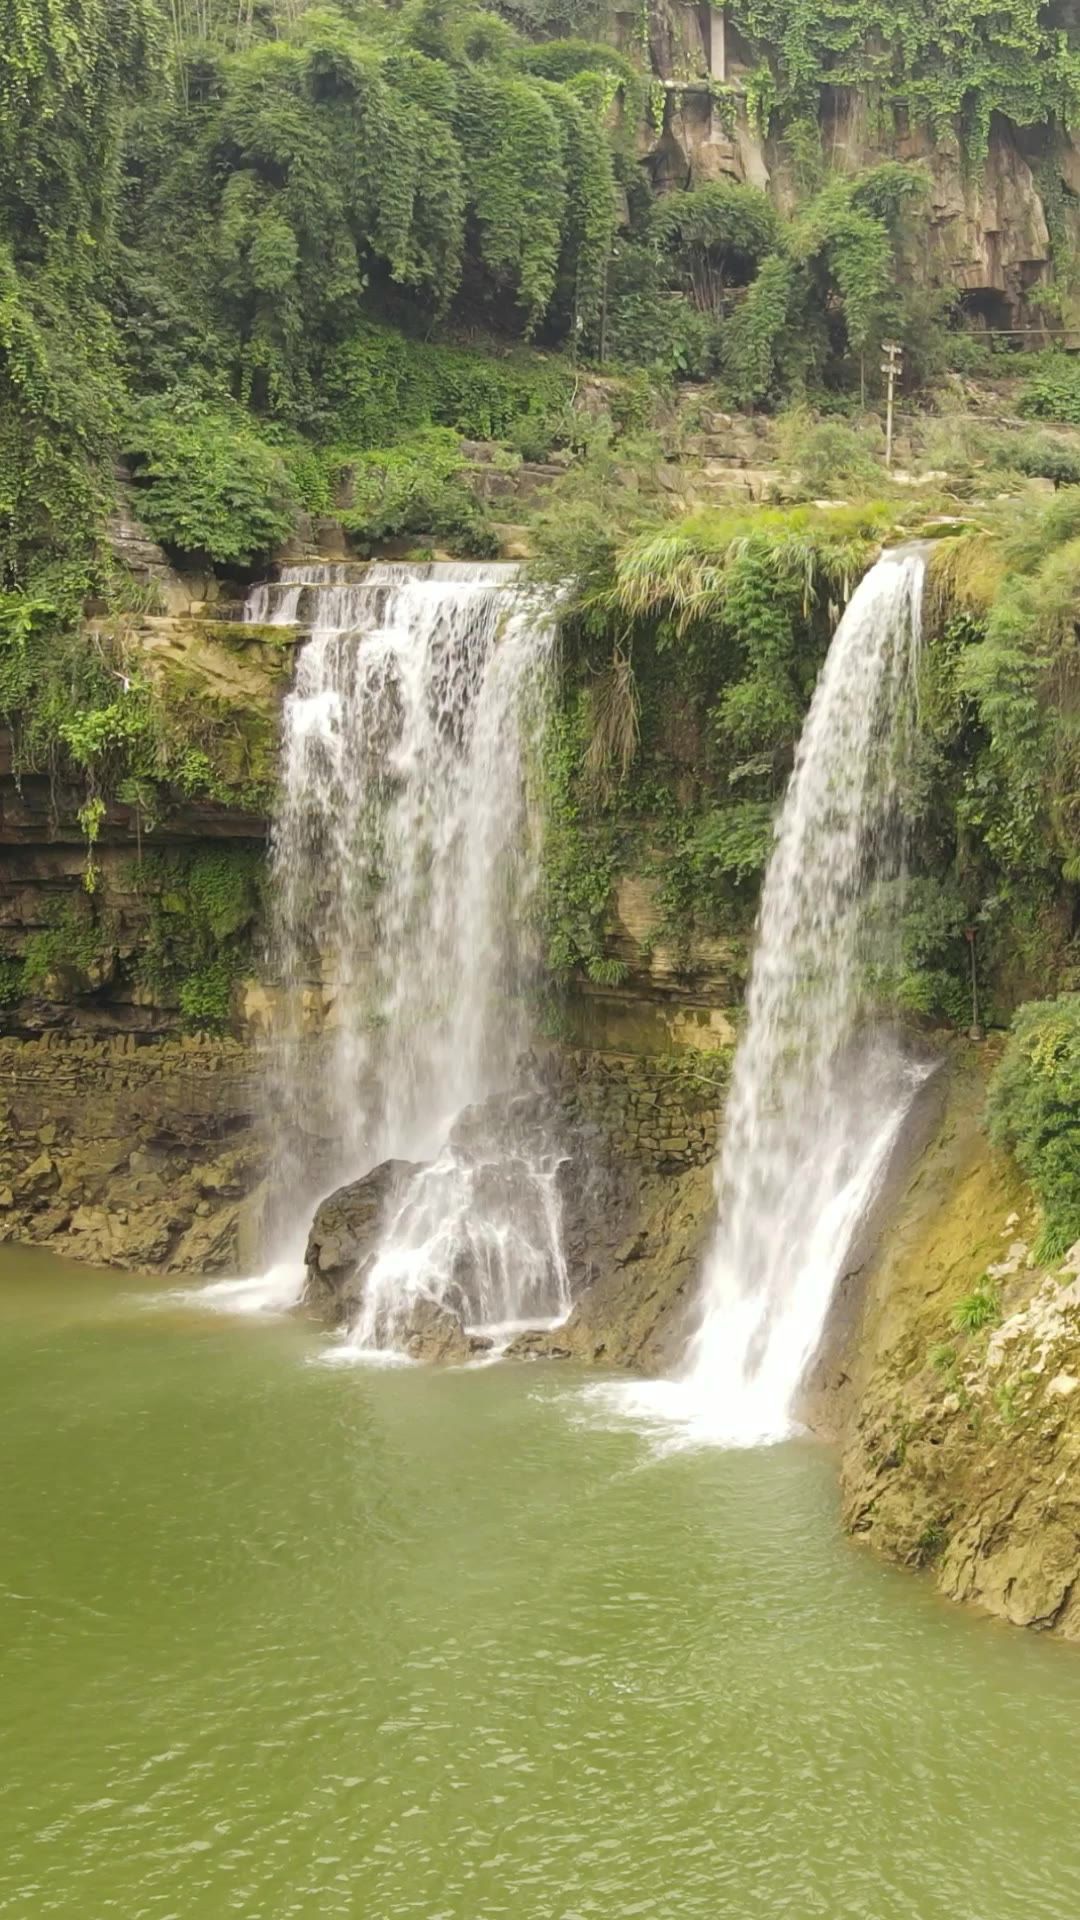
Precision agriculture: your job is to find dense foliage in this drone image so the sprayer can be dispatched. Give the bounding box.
[536,503,890,978]
[988,995,1080,1260]
[728,0,1080,167]
[0,1,627,597]
[535,466,1080,1034]
[5,0,1080,1038]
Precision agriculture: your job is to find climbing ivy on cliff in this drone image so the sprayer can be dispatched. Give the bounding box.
[0,0,158,598]
[118,2,621,422]
[988,995,1080,1259]
[727,0,1080,166]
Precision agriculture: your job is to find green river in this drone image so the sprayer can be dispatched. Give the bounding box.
[3,1247,1080,1920]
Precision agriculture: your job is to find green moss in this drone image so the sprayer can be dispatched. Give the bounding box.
[988,994,1080,1258]
[0,955,25,1007]
[133,848,263,1032]
[20,906,112,993]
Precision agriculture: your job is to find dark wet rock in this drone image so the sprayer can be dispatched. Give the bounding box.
[395,1297,493,1364]
[303,1158,422,1315]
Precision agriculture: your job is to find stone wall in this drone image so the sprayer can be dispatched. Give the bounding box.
[0,1033,266,1272]
[544,1043,726,1171]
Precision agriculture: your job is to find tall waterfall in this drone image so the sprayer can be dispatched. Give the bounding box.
[245,562,568,1349]
[683,548,929,1441]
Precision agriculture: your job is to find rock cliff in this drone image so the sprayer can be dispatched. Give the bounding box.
[837,1050,1080,1640]
[634,2,1075,331]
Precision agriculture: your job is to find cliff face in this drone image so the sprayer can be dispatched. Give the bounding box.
[0,578,297,1037]
[836,1052,1080,1640]
[636,1,1073,331]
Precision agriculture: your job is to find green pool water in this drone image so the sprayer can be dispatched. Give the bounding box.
[2,1246,1079,1920]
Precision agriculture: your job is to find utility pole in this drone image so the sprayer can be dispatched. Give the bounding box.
[881,339,902,470]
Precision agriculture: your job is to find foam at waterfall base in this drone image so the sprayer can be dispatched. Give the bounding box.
[333,1121,572,1361]
[172,1259,307,1317]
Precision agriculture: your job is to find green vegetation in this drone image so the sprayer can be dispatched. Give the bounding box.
[951,1284,1002,1335]
[534,451,1080,1030]
[6,0,1080,1039]
[0,588,282,861]
[336,429,497,554]
[728,0,1080,167]
[134,849,263,1029]
[123,400,296,566]
[1019,354,1080,427]
[604,162,929,404]
[1,846,263,1029]
[988,995,1080,1261]
[535,502,888,974]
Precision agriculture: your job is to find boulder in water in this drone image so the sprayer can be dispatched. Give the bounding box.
[304,1159,421,1318]
[395,1297,493,1364]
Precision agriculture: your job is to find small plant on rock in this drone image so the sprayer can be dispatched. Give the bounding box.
[951,1285,1001,1335]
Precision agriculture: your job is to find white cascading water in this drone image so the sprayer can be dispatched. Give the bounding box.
[236,562,569,1349]
[598,548,930,1444]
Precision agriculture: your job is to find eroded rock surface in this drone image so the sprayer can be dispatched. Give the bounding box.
[838,1051,1080,1640]
[301,1068,723,1372]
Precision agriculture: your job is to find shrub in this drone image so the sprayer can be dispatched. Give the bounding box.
[600,243,720,377]
[123,400,295,565]
[135,849,262,1031]
[942,332,996,377]
[651,181,782,313]
[323,325,573,450]
[1019,354,1080,427]
[777,413,883,497]
[1006,433,1080,490]
[987,994,1080,1259]
[179,959,237,1032]
[335,429,497,555]
[951,1286,1002,1334]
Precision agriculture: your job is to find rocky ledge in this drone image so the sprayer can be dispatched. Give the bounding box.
[0,1033,265,1273]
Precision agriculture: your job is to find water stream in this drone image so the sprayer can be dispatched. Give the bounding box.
[244,563,568,1349]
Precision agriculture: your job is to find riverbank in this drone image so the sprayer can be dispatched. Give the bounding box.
[8,1023,1080,1644]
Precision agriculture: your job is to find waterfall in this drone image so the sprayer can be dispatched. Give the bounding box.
[684,548,929,1440]
[593,549,930,1444]
[244,561,568,1349]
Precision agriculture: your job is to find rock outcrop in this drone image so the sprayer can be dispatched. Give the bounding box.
[632,3,1072,331]
[303,1158,420,1314]
[837,1050,1080,1640]
[505,1159,715,1370]
[303,1157,501,1361]
[301,1064,726,1369]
